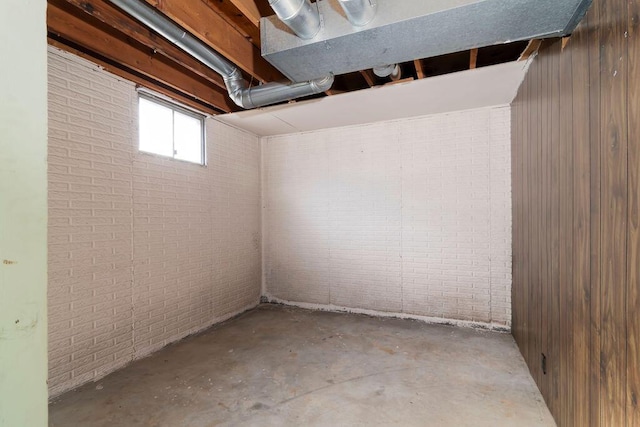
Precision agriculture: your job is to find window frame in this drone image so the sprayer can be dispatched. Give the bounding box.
[137,92,207,166]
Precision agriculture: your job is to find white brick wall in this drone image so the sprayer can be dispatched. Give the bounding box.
[263,107,512,326]
[47,47,261,397]
[46,45,512,397]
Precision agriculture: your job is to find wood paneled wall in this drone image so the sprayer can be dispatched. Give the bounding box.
[510,0,639,425]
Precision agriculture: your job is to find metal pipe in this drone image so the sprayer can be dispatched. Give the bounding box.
[225,70,333,109]
[338,0,377,27]
[373,64,400,80]
[107,0,332,109]
[268,0,321,39]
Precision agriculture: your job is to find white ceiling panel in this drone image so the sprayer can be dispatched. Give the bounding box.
[216,60,529,137]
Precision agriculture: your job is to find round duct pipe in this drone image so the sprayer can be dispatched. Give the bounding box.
[338,0,377,27]
[107,0,333,109]
[373,64,401,81]
[268,0,321,39]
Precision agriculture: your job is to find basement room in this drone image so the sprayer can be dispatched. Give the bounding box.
[0,0,638,426]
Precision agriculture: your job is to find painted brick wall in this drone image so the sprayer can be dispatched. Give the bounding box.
[263,107,512,326]
[47,47,261,397]
[47,44,511,396]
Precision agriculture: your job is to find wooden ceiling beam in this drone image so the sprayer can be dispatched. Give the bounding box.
[469,48,478,69]
[518,39,542,61]
[227,0,262,28]
[142,0,283,83]
[58,0,227,91]
[359,70,375,87]
[202,0,261,48]
[47,1,236,112]
[48,37,220,115]
[414,59,425,79]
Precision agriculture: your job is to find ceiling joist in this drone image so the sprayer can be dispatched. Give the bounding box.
[59,0,227,91]
[360,70,376,87]
[518,39,542,61]
[469,49,478,69]
[201,0,262,48]
[414,59,425,79]
[141,0,283,83]
[227,0,262,27]
[47,0,236,113]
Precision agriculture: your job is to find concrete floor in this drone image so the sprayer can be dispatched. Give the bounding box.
[49,305,555,427]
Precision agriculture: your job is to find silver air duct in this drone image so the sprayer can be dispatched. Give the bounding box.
[262,0,593,83]
[227,72,333,107]
[338,0,377,27]
[268,0,321,39]
[108,0,333,109]
[373,64,401,81]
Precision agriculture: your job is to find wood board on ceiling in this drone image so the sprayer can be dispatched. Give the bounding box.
[216,60,530,137]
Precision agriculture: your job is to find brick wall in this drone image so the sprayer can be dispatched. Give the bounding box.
[263,107,512,326]
[47,47,261,397]
[46,45,512,397]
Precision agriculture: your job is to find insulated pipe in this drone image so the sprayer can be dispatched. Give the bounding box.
[107,0,333,109]
[268,0,321,39]
[338,0,377,27]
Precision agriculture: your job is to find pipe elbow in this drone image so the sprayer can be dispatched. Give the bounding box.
[235,92,258,110]
[227,88,257,110]
[227,74,335,110]
[223,69,252,109]
[108,0,335,111]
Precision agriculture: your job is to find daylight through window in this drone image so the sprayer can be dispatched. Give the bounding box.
[138,95,205,165]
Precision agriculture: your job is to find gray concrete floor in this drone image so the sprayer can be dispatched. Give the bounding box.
[49,305,555,427]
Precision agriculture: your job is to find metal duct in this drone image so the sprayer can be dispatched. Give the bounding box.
[226,71,333,107]
[268,0,321,39]
[261,0,593,82]
[373,64,401,81]
[107,0,333,109]
[338,0,377,27]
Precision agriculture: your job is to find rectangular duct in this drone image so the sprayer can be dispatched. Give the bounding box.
[261,0,592,82]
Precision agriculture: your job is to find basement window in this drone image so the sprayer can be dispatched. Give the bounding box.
[138,94,205,165]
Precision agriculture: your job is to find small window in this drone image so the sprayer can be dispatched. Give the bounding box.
[138,94,205,165]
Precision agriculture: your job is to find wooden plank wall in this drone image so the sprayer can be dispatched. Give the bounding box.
[510,0,639,424]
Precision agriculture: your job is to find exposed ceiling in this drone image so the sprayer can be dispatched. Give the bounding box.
[216,60,530,136]
[46,0,545,115]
